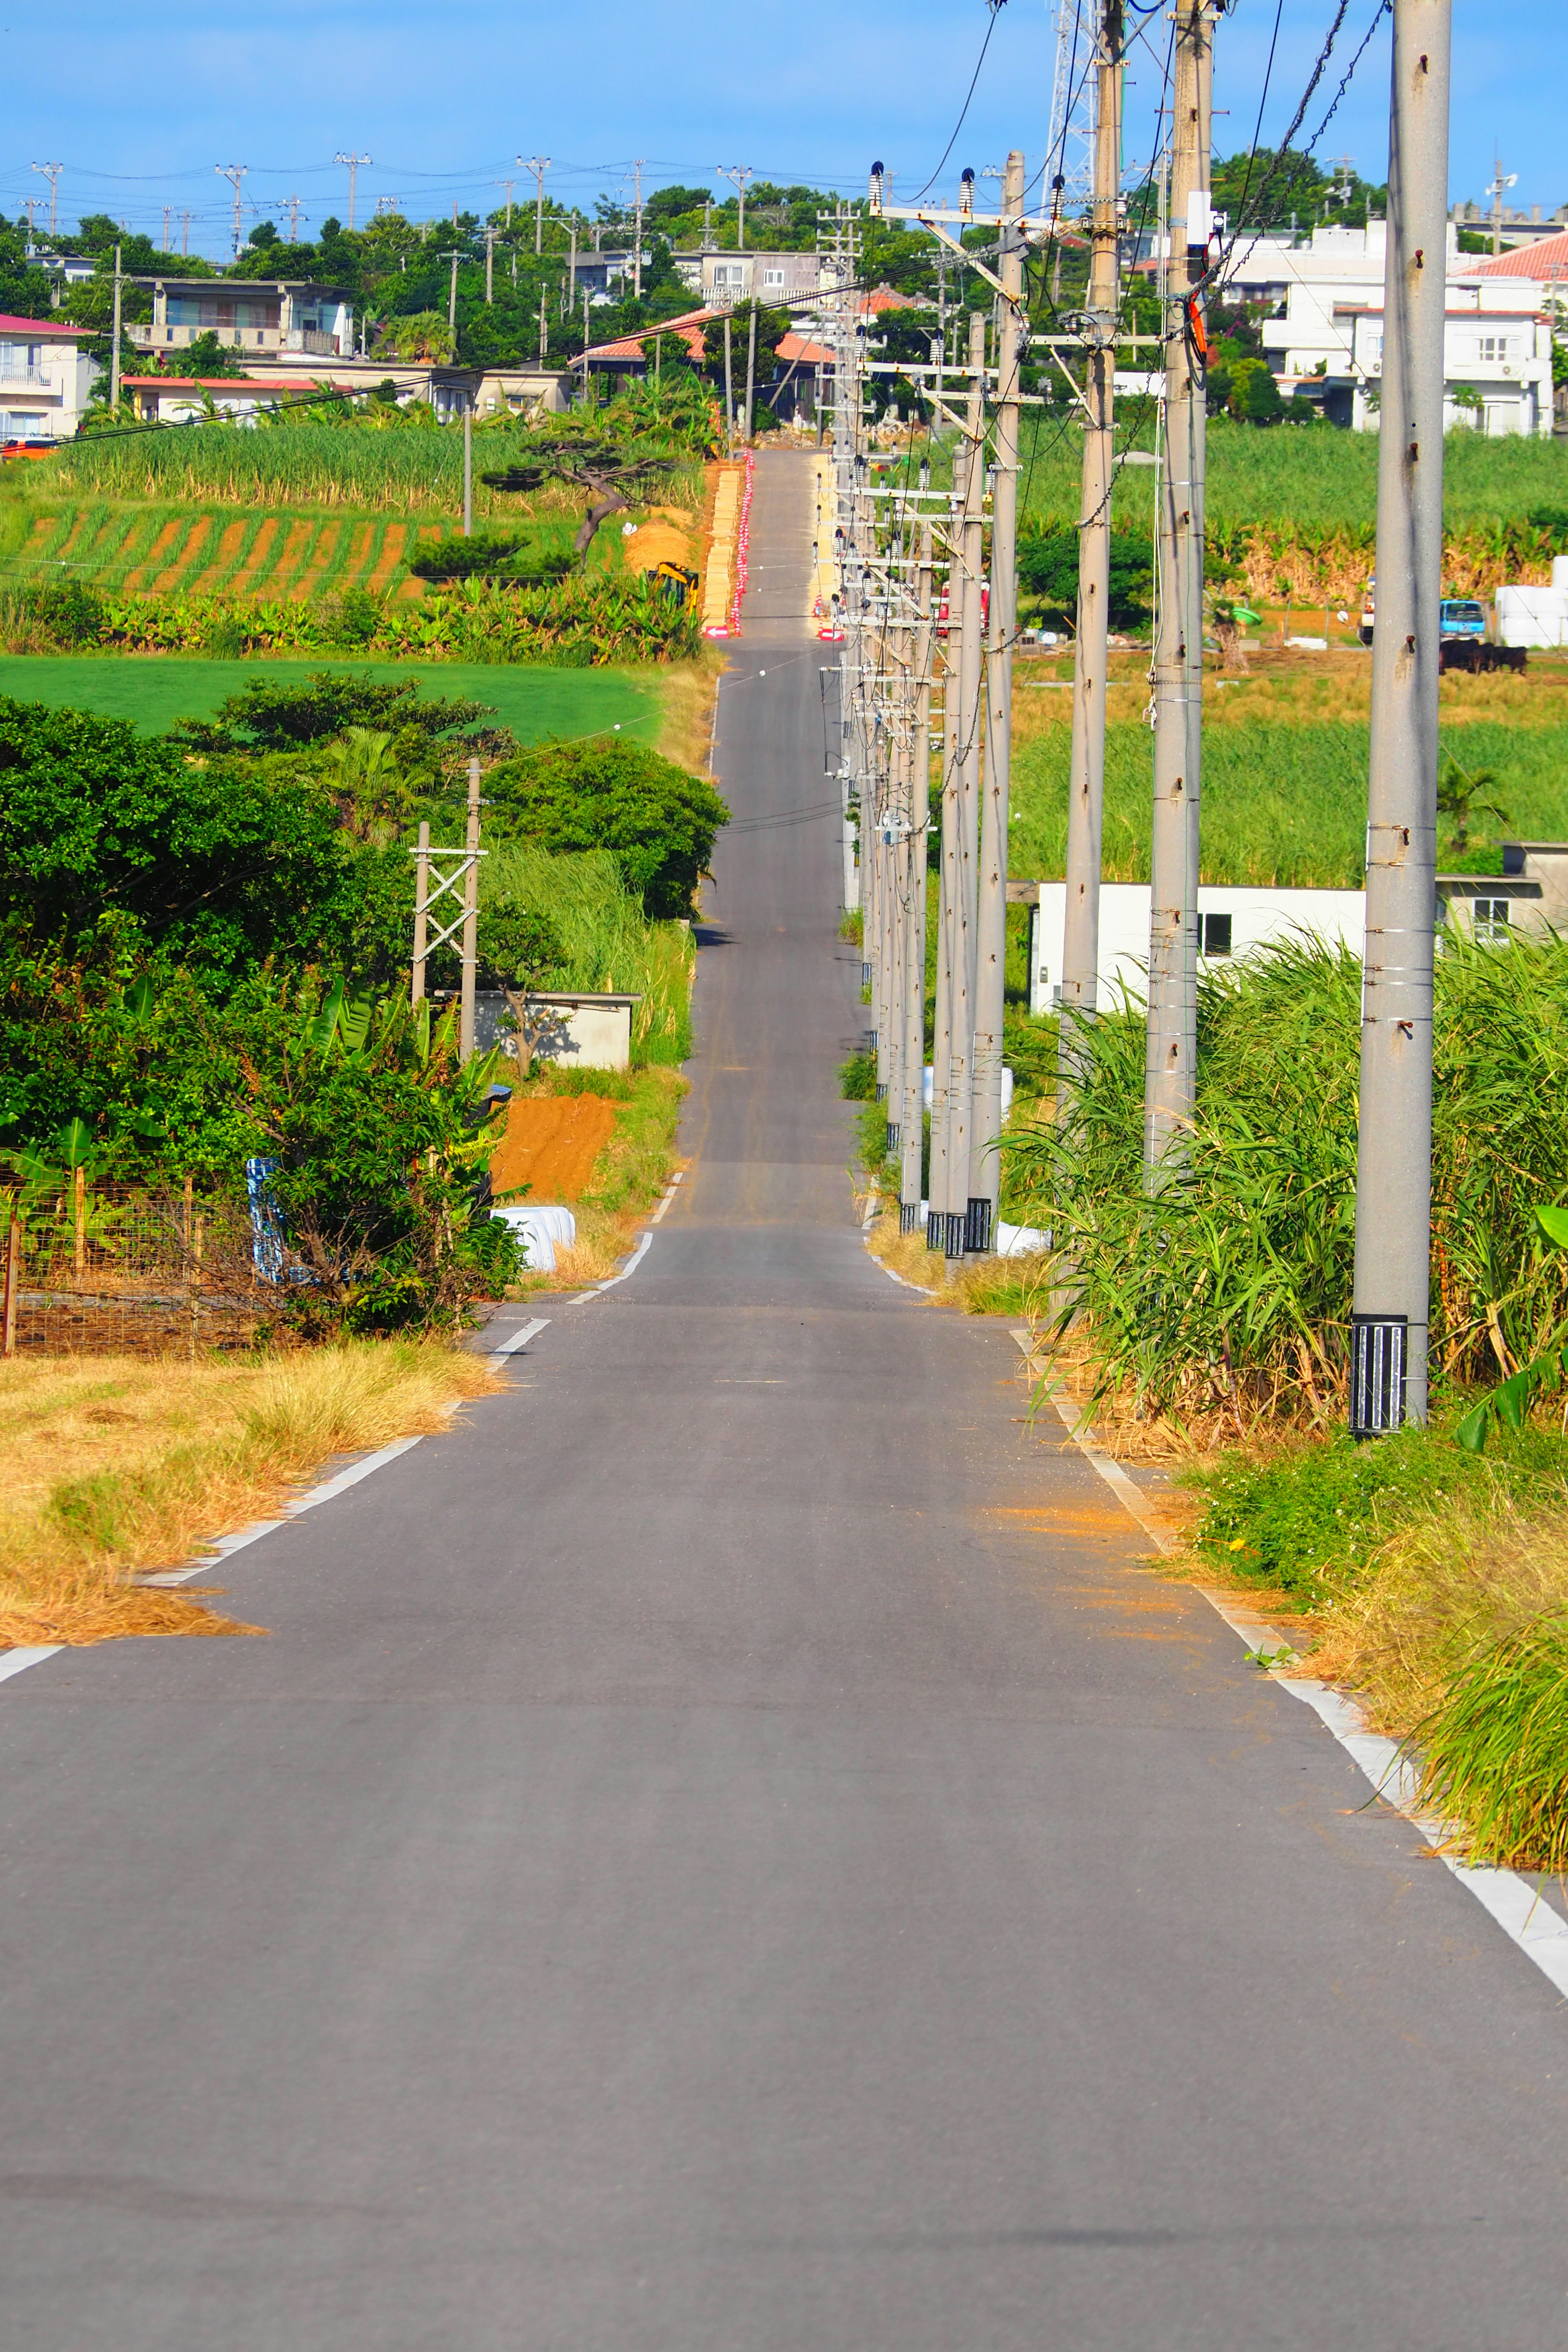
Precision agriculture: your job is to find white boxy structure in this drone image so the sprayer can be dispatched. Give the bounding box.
[1029,883,1366,1012]
[1496,559,1568,648]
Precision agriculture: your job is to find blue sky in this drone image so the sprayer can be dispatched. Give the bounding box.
[0,1,1558,259]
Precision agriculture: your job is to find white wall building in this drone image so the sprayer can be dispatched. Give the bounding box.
[672,250,823,307]
[1029,882,1366,1013]
[1341,296,1553,435]
[0,312,97,442]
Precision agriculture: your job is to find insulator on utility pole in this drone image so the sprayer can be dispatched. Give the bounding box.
[968,149,1026,1254]
[1350,0,1451,1434]
[1060,0,1125,1062]
[1145,0,1212,1174]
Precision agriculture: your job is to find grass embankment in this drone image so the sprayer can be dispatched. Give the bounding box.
[1179,1423,1568,1872]
[0,1340,502,1649]
[1009,656,1568,886]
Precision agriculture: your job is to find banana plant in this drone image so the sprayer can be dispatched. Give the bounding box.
[1456,1205,1568,1451]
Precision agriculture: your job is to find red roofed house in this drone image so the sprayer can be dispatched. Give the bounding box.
[1475,229,1568,289]
[0,314,97,445]
[125,376,323,425]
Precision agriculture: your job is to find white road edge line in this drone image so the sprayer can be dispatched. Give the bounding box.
[490,1316,550,1357]
[0,1645,62,1684]
[1009,1329,1568,2005]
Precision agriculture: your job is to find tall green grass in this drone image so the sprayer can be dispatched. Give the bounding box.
[480,846,695,1065]
[1010,717,1568,886]
[1010,934,1568,1428]
[1011,415,1568,533]
[40,427,707,517]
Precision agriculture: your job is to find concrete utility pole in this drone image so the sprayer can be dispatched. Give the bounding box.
[520,155,551,255]
[109,243,122,412]
[538,285,548,365]
[412,823,431,1007]
[1144,0,1212,1172]
[182,211,192,258]
[31,163,62,238]
[1060,0,1125,1059]
[929,311,988,1261]
[447,249,461,335]
[460,757,482,1062]
[497,179,515,229]
[630,160,646,299]
[969,151,1026,1252]
[216,163,249,259]
[285,195,306,244]
[723,315,734,450]
[462,394,473,538]
[1486,151,1517,257]
[335,152,370,233]
[483,225,498,304]
[1350,0,1452,1434]
[718,163,752,252]
[900,523,935,1232]
[744,298,758,441]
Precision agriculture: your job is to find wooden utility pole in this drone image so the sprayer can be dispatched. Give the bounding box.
[1145,0,1212,1172]
[412,822,431,1006]
[969,150,1026,1251]
[1350,0,1452,1432]
[1060,0,1125,1057]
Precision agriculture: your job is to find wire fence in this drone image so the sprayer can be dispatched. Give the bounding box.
[0,1178,268,1359]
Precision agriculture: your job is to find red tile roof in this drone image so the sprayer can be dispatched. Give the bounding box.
[1475,229,1568,281]
[0,312,83,336]
[777,331,833,365]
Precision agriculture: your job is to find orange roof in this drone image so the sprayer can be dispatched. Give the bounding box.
[778,330,833,365]
[582,305,719,362]
[1475,229,1568,281]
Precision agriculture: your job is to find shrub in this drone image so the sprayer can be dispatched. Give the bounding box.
[485,737,729,920]
[31,580,105,648]
[318,586,384,647]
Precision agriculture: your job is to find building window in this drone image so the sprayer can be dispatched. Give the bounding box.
[1473,897,1510,941]
[763,268,785,286]
[1479,336,1511,363]
[1202,911,1233,957]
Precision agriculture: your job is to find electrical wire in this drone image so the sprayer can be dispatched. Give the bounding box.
[909,1,1009,204]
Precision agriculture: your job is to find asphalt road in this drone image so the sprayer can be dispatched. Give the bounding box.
[6,451,1568,2350]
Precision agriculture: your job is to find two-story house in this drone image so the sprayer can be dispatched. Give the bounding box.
[0,314,97,443]
[672,251,824,307]
[1339,292,1553,435]
[126,279,356,361]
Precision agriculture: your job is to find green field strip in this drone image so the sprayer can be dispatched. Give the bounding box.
[294,519,352,602]
[267,514,323,600]
[146,509,202,593]
[351,519,388,588]
[225,513,286,599]
[203,512,266,598]
[162,511,217,592]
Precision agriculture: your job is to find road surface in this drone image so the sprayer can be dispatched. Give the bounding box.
[5,451,1568,2349]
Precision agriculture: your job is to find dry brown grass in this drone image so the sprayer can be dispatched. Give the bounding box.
[1297,1491,1568,1742]
[655,650,727,773]
[0,1341,502,1649]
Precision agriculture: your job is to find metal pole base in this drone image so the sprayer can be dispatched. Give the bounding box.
[875,1083,888,1103]
[925,1211,944,1252]
[900,1200,920,1234]
[944,1213,967,1263]
[966,1197,993,1255]
[861,961,873,988]
[885,1121,899,1154]
[1349,1313,1408,1439]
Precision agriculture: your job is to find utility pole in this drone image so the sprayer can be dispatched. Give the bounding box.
[1060,0,1125,1061]
[520,155,551,255]
[446,248,461,336]
[969,151,1026,1252]
[929,311,988,1261]
[744,297,758,441]
[1350,0,1452,1435]
[216,163,248,259]
[630,160,645,299]
[163,205,171,254]
[900,522,934,1233]
[538,285,548,365]
[723,314,734,449]
[31,163,62,238]
[460,757,482,1062]
[182,211,192,258]
[463,394,474,538]
[1486,150,1517,257]
[483,225,498,304]
[497,178,516,229]
[1144,0,1211,1173]
[335,152,371,233]
[412,823,430,1007]
[109,243,123,413]
[282,196,305,245]
[718,163,752,251]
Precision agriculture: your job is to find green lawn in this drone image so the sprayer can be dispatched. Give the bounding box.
[0,655,662,744]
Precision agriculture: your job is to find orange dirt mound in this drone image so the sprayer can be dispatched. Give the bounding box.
[490,1096,621,1204]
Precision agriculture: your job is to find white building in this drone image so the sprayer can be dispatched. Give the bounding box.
[1340,295,1553,435]
[0,312,97,443]
[671,250,824,307]
[127,278,356,361]
[1029,882,1366,1012]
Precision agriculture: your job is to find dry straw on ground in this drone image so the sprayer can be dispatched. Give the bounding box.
[0,1341,501,1649]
